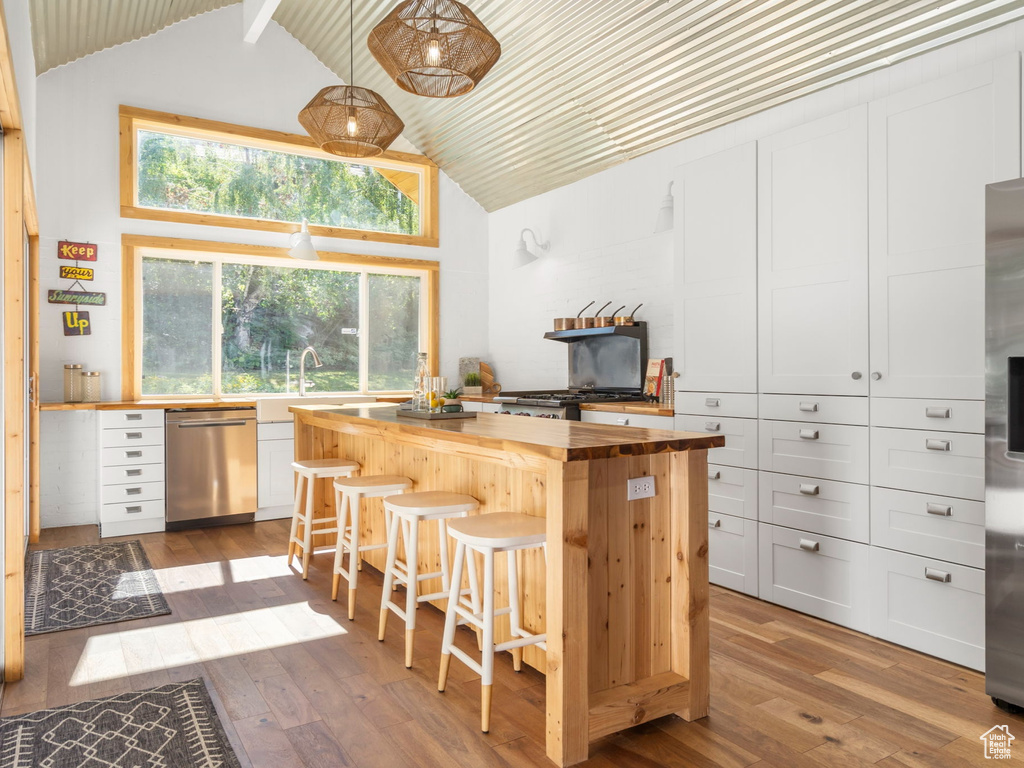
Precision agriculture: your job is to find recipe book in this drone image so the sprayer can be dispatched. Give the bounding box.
[644,358,665,399]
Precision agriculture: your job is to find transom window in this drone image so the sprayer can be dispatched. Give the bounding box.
[119,106,439,248]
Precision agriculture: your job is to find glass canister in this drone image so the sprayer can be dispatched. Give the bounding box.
[413,352,430,412]
[63,364,83,402]
[81,371,101,403]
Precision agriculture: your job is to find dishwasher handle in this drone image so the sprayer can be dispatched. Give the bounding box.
[175,420,250,429]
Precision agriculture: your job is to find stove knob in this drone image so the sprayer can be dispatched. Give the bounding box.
[500,410,511,415]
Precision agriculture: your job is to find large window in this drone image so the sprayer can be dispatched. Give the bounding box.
[122,236,438,399]
[120,106,439,248]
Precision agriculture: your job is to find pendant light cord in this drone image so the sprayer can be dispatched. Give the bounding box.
[349,0,354,85]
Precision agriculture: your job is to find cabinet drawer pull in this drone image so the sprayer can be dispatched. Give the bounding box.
[799,539,820,553]
[925,407,951,419]
[125,450,142,459]
[125,432,143,440]
[711,519,722,528]
[799,429,819,440]
[616,417,629,425]
[926,502,953,517]
[926,439,950,452]
[799,401,819,413]
[705,421,721,432]
[799,483,820,496]
[925,567,951,583]
[125,469,143,477]
[125,413,143,421]
[708,469,721,480]
[126,487,143,495]
[125,506,142,514]
[705,398,720,407]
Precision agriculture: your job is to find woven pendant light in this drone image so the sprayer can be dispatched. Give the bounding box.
[368,0,501,98]
[298,0,404,158]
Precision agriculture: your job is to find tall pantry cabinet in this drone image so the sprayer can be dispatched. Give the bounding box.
[673,54,1021,670]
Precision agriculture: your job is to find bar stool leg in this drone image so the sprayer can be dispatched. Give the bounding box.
[378,509,402,641]
[481,547,495,733]
[331,486,348,601]
[301,473,316,579]
[437,539,466,694]
[464,543,483,652]
[346,493,362,621]
[507,550,523,672]
[403,518,420,669]
[287,474,304,566]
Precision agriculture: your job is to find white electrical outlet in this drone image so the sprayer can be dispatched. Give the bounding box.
[627,476,656,501]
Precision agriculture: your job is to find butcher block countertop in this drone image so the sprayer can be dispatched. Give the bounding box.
[579,401,676,417]
[289,403,721,463]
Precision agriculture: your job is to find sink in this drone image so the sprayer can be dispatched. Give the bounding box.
[256,395,377,423]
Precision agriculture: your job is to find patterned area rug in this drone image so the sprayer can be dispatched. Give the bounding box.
[0,679,242,767]
[25,541,171,636]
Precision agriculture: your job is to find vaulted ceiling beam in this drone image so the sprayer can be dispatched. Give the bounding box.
[242,0,282,44]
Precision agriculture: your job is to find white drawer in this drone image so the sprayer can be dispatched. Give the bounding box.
[100,409,164,430]
[676,392,758,419]
[101,426,164,449]
[759,472,869,543]
[871,398,984,434]
[708,465,758,520]
[580,410,674,430]
[759,394,868,426]
[100,481,165,505]
[101,463,164,486]
[758,523,870,632]
[676,415,757,469]
[709,513,758,596]
[870,487,984,568]
[102,444,164,467]
[758,420,869,484]
[100,499,165,524]
[258,422,294,440]
[870,427,984,501]
[869,547,984,671]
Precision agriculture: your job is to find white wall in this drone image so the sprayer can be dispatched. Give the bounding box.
[487,19,1024,391]
[3,0,36,171]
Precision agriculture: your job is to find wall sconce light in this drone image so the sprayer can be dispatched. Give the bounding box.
[289,219,319,261]
[513,228,548,268]
[654,181,674,234]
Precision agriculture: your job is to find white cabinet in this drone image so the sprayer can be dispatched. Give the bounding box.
[759,472,869,543]
[674,143,758,393]
[759,394,868,426]
[709,513,758,596]
[870,487,984,569]
[676,414,757,469]
[758,106,869,396]
[579,410,674,430]
[870,398,985,434]
[676,392,757,419]
[758,420,869,484]
[256,422,295,520]
[869,547,984,671]
[99,409,165,538]
[868,56,1020,400]
[708,465,757,520]
[758,523,870,632]
[870,427,985,501]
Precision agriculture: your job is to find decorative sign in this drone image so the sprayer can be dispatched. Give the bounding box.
[47,289,106,306]
[59,265,94,281]
[57,240,98,261]
[62,311,91,336]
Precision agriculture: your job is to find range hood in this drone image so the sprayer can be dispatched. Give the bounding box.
[543,322,648,343]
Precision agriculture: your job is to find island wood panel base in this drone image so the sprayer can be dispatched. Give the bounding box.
[294,411,712,768]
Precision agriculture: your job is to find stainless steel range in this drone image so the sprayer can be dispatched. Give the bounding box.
[494,323,649,419]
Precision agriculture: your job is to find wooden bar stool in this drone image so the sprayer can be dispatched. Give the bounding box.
[379,491,480,669]
[437,512,547,734]
[332,475,413,620]
[288,458,360,579]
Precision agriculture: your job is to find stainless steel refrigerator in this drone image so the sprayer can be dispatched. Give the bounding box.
[986,178,1024,714]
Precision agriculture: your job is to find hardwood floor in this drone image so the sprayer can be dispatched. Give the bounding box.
[4,522,1018,767]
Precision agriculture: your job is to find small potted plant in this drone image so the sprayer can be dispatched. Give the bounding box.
[463,371,483,396]
[441,387,463,412]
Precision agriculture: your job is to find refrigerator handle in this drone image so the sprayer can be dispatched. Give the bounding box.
[1010,357,1024,453]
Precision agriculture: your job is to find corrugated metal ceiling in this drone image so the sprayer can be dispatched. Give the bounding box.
[29,0,1024,211]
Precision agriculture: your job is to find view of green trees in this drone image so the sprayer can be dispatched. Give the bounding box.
[141,257,421,396]
[137,129,419,235]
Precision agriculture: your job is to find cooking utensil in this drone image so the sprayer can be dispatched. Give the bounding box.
[574,300,596,329]
[615,303,643,326]
[553,315,575,331]
[596,305,625,327]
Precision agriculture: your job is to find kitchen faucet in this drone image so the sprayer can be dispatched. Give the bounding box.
[299,346,323,396]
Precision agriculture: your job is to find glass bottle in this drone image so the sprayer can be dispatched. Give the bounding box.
[64,364,83,403]
[413,352,430,412]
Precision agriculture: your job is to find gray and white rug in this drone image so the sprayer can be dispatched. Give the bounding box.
[25,541,171,636]
[0,679,242,767]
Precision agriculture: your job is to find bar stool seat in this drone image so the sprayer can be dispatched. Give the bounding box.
[438,512,547,733]
[288,458,360,579]
[379,491,480,669]
[332,475,413,620]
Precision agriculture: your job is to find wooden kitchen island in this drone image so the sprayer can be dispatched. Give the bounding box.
[290,404,724,767]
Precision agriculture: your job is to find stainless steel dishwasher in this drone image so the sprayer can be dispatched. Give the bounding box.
[165,408,257,530]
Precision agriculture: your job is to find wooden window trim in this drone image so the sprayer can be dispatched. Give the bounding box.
[121,234,441,401]
[119,105,440,248]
